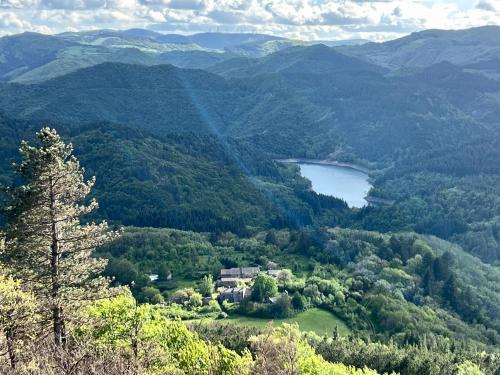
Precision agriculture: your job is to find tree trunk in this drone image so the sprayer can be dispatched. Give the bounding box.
[53,305,66,347]
[49,176,65,347]
[5,327,17,369]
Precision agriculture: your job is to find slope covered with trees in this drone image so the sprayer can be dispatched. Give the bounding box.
[2,26,500,374]
[0,128,386,375]
[0,114,351,233]
[1,41,499,265]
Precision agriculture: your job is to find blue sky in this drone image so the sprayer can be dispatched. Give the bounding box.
[0,0,499,40]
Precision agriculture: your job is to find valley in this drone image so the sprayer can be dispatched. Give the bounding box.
[0,25,500,375]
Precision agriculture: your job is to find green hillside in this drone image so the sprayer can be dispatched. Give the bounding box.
[0,30,362,83]
[2,26,500,374]
[338,25,500,71]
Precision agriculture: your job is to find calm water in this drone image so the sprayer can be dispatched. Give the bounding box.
[297,163,372,208]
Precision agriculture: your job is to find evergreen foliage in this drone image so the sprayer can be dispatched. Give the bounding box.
[1,128,120,346]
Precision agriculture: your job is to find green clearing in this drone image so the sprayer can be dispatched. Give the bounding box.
[224,308,351,336]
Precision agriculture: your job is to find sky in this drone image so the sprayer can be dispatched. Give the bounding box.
[0,0,499,41]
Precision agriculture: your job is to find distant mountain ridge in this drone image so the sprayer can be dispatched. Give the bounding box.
[338,25,500,77]
[12,25,500,85]
[209,44,386,78]
[0,29,367,83]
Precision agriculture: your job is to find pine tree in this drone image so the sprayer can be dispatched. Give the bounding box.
[2,128,121,347]
[443,274,459,311]
[422,268,435,296]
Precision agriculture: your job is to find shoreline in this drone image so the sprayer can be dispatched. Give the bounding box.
[276,158,394,206]
[275,158,371,175]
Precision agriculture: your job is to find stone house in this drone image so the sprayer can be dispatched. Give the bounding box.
[218,277,252,287]
[219,287,252,303]
[220,266,261,279]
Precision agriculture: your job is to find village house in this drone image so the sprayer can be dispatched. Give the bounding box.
[220,268,241,278]
[220,266,261,279]
[240,266,261,278]
[219,287,252,303]
[218,277,252,287]
[218,266,261,287]
[216,266,287,303]
[217,266,287,287]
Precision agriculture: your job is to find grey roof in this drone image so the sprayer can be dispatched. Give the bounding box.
[221,266,260,277]
[220,287,251,295]
[220,268,241,276]
[241,266,260,274]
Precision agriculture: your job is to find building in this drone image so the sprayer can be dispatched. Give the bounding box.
[220,266,261,279]
[241,266,261,278]
[218,277,252,287]
[219,287,252,303]
[220,268,241,278]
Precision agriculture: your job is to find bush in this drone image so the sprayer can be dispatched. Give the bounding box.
[199,300,222,314]
[292,291,307,311]
[271,294,294,318]
[138,286,164,304]
[188,291,203,308]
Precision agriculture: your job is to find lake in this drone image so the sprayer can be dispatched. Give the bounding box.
[297,162,372,208]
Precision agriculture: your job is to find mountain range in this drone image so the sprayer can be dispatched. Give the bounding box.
[338,26,500,74]
[0,29,368,84]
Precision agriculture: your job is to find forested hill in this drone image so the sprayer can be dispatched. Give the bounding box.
[1,26,500,372]
[0,113,351,233]
[337,26,500,71]
[0,51,490,162]
[0,30,367,83]
[0,63,231,134]
[0,62,326,157]
[1,36,500,264]
[0,31,500,261]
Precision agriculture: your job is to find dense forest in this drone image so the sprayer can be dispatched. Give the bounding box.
[1,26,500,374]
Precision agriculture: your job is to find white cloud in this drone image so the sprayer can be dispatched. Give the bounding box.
[0,0,39,8]
[0,11,26,28]
[0,0,498,40]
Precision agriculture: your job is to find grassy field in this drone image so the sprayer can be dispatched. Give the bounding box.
[224,308,351,336]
